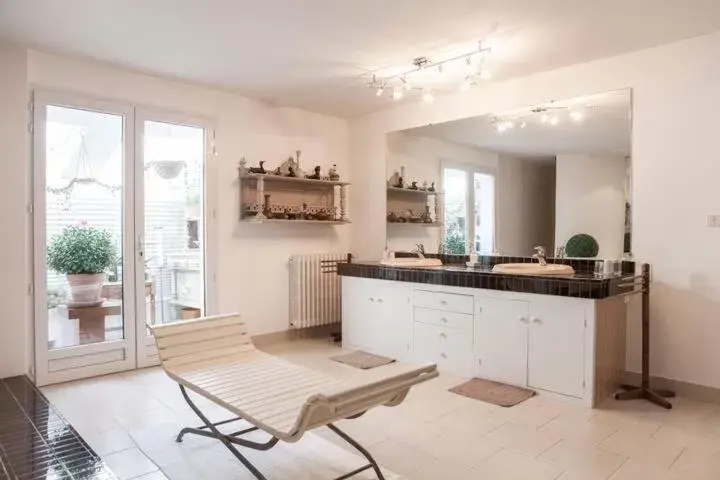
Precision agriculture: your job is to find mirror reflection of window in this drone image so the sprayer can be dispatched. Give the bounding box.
[442,166,495,255]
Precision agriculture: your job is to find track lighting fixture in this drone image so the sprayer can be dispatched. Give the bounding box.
[367,36,494,101]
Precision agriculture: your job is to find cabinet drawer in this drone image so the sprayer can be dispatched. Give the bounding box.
[414,307,473,332]
[413,322,472,376]
[414,289,474,314]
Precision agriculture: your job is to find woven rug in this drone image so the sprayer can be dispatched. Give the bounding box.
[450,378,536,407]
[330,351,396,369]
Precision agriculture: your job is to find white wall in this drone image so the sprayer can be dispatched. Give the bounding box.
[497,156,556,256]
[0,46,350,378]
[349,31,720,389]
[385,133,497,253]
[555,154,625,258]
[0,42,29,379]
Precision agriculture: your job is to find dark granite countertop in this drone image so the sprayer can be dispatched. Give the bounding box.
[338,258,639,300]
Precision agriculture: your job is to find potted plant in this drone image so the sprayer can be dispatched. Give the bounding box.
[47,224,117,306]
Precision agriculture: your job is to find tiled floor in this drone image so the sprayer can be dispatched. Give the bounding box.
[41,339,720,480]
[0,376,117,479]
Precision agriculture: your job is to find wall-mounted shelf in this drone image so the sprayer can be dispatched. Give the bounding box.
[241,173,350,187]
[242,218,351,225]
[387,186,441,196]
[387,222,443,227]
[239,169,350,223]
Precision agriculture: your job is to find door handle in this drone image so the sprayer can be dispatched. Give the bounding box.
[368,297,375,302]
[518,316,528,322]
[439,332,447,339]
[440,317,448,323]
[531,317,541,324]
[137,234,144,258]
[377,298,383,303]
[440,352,447,359]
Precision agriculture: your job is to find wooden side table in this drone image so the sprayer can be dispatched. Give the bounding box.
[58,299,122,345]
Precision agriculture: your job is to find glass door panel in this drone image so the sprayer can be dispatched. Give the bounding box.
[137,119,206,367]
[473,172,495,254]
[443,167,469,254]
[45,106,126,348]
[34,93,136,386]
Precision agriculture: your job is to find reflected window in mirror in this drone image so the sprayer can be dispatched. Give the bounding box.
[442,164,495,254]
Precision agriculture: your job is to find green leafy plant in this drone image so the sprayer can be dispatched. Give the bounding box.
[444,226,467,254]
[565,233,599,258]
[47,224,117,275]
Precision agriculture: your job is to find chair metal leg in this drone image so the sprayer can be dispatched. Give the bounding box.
[176,386,387,480]
[327,423,386,480]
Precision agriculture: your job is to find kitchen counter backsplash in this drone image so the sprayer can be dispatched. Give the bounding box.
[339,255,639,299]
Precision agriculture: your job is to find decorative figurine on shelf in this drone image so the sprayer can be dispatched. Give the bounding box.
[262,194,272,218]
[328,164,340,181]
[301,202,309,220]
[277,156,305,178]
[306,166,322,180]
[398,166,406,188]
[421,181,428,191]
[421,205,432,223]
[409,181,418,190]
[238,157,249,174]
[388,170,400,187]
[248,161,266,174]
[428,182,436,192]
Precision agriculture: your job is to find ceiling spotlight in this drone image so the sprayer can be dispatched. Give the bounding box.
[422,89,434,103]
[549,115,559,125]
[460,76,475,91]
[540,113,549,124]
[504,120,514,129]
[392,86,404,100]
[520,121,527,129]
[466,56,475,73]
[437,64,444,75]
[569,109,585,122]
[375,84,385,97]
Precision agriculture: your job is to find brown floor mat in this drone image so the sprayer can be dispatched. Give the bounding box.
[449,378,536,407]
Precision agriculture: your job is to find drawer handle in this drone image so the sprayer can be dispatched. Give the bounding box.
[531,317,541,324]
[518,316,528,322]
[377,298,383,303]
[440,352,447,359]
[368,297,374,302]
[439,300,448,305]
[440,317,448,323]
[439,332,447,339]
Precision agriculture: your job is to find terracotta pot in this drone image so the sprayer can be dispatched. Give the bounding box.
[66,273,105,304]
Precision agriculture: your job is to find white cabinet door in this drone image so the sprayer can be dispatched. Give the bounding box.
[474,297,530,386]
[374,282,412,361]
[413,322,473,376]
[527,296,586,398]
[341,277,376,351]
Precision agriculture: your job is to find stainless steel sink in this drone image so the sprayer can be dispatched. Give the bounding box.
[491,263,575,276]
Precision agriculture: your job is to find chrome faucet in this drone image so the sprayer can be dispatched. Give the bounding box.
[532,246,547,266]
[414,243,426,259]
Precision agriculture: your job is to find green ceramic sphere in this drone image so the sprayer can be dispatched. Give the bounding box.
[565,233,599,258]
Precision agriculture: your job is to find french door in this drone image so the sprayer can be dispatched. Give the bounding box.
[33,91,215,385]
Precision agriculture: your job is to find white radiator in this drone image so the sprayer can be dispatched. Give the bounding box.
[289,253,348,329]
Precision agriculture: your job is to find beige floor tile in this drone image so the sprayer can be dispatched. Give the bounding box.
[482,422,562,457]
[103,447,159,480]
[413,427,502,469]
[539,440,628,480]
[598,428,685,469]
[539,415,618,446]
[411,458,475,480]
[488,399,565,429]
[83,427,136,456]
[471,449,565,480]
[670,446,720,479]
[609,459,686,480]
[370,438,439,475]
[133,472,171,480]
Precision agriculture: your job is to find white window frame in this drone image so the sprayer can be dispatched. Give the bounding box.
[440,160,497,254]
[31,89,219,384]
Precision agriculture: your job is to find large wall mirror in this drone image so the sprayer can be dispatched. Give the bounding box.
[385,89,632,259]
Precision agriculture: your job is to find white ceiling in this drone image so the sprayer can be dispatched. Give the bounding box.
[1,1,719,117]
[405,90,632,157]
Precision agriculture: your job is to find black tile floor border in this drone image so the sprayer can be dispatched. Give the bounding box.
[0,376,118,480]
